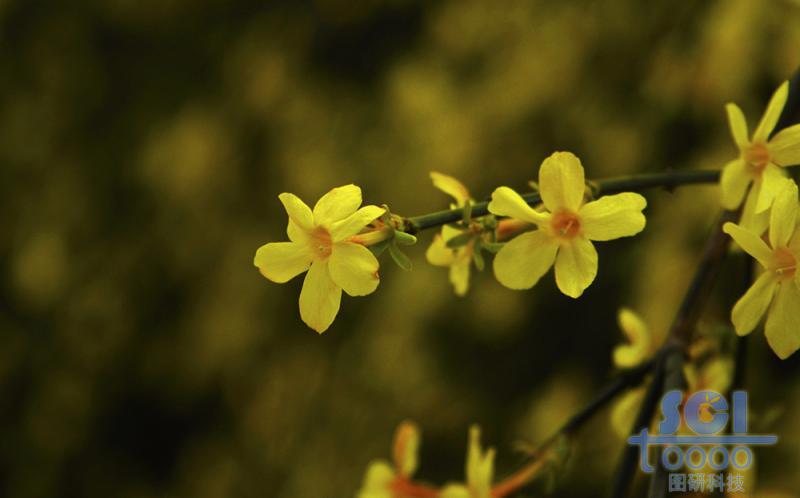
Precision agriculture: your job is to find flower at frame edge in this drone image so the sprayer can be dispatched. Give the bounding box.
[488,151,647,298]
[610,308,653,438]
[440,426,495,498]
[426,172,474,296]
[720,81,800,233]
[356,421,424,498]
[723,179,800,359]
[253,185,384,333]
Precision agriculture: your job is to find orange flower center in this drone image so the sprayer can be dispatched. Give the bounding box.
[744,143,770,176]
[772,247,797,281]
[309,227,333,260]
[551,210,581,239]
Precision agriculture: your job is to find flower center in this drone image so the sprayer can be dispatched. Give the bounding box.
[309,227,333,260]
[772,247,797,281]
[551,210,581,239]
[743,143,770,175]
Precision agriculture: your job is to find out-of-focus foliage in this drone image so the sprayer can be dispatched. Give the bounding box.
[1,1,800,497]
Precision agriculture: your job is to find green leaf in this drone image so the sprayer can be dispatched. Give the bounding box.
[472,247,485,271]
[368,239,391,257]
[388,243,412,271]
[482,241,505,253]
[462,200,473,225]
[445,232,473,249]
[394,230,417,246]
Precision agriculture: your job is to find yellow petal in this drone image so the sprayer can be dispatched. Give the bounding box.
[613,308,651,368]
[731,271,778,336]
[449,253,471,296]
[313,184,362,224]
[392,421,420,478]
[431,171,471,206]
[769,123,800,166]
[538,151,586,213]
[768,179,798,249]
[356,460,395,498]
[765,282,800,359]
[488,186,550,225]
[611,388,645,439]
[279,192,314,231]
[287,219,309,243]
[253,242,311,283]
[719,159,751,210]
[330,205,385,242]
[554,237,598,298]
[466,425,494,498]
[755,163,788,213]
[579,192,647,241]
[426,233,455,266]
[722,222,773,268]
[725,103,750,149]
[493,230,558,289]
[700,358,733,393]
[753,81,789,144]
[738,183,769,235]
[299,260,341,333]
[328,242,380,296]
[439,484,471,498]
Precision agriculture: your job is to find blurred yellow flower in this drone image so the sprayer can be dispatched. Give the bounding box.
[254,185,384,333]
[723,179,800,359]
[426,172,475,296]
[720,81,800,233]
[613,308,653,368]
[440,426,495,498]
[488,152,647,298]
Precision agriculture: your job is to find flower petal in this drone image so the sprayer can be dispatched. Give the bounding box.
[488,187,550,225]
[722,222,773,268]
[431,171,471,206]
[611,388,645,439]
[725,103,750,148]
[579,193,647,241]
[755,163,788,213]
[299,260,342,333]
[279,192,314,231]
[287,219,309,243]
[466,426,494,497]
[738,183,770,235]
[769,123,800,166]
[449,253,471,296]
[329,242,380,296]
[753,81,789,143]
[330,205,386,242]
[539,151,586,213]
[719,159,751,210]
[253,242,311,283]
[554,237,598,298]
[313,184,362,224]
[492,230,558,289]
[356,460,395,498]
[392,421,420,478]
[613,308,651,368]
[768,179,798,249]
[439,485,471,498]
[731,271,778,336]
[426,232,455,266]
[765,282,800,359]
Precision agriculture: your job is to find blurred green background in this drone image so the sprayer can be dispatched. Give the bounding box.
[2,1,800,497]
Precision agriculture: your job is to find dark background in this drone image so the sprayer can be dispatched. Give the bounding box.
[1,1,799,497]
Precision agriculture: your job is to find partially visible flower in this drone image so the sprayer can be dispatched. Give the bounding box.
[356,421,436,498]
[440,426,495,498]
[723,179,800,359]
[720,81,800,233]
[254,185,384,333]
[426,172,475,296]
[488,151,647,298]
[613,308,654,369]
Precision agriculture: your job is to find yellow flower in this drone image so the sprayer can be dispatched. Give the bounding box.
[426,171,475,296]
[440,426,495,498]
[488,151,647,298]
[720,81,800,233]
[723,179,800,359]
[253,185,384,333]
[612,308,653,369]
[356,421,430,498]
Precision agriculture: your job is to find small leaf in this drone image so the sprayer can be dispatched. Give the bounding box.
[482,242,505,253]
[388,243,413,271]
[472,248,485,271]
[462,200,473,225]
[527,180,539,191]
[445,232,474,249]
[394,231,417,246]
[368,239,391,257]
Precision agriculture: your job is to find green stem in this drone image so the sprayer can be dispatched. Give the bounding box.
[404,169,720,233]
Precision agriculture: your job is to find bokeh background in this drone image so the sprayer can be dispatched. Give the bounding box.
[2,1,800,497]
